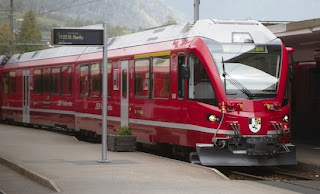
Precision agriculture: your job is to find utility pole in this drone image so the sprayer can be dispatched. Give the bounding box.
[194,0,200,22]
[9,0,14,56]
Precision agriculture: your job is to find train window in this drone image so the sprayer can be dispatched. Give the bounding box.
[188,54,217,106]
[3,71,9,95]
[51,67,61,95]
[152,56,170,99]
[108,62,112,97]
[122,69,127,99]
[178,54,185,99]
[42,68,51,93]
[134,59,150,98]
[90,63,101,97]
[62,66,72,95]
[9,71,16,95]
[80,65,89,96]
[33,69,42,94]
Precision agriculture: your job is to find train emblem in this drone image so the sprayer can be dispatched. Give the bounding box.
[249,117,261,133]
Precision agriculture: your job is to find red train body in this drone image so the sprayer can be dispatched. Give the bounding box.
[1,19,296,166]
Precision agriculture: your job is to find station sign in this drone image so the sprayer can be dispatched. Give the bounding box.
[52,28,103,46]
[315,48,320,61]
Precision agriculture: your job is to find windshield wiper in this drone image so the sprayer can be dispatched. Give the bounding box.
[222,58,255,100]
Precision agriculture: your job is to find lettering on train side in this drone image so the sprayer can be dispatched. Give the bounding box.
[95,102,113,111]
[57,100,73,107]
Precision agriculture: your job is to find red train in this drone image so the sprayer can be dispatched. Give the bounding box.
[0,19,296,166]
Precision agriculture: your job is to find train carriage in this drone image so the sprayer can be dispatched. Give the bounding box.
[1,19,296,166]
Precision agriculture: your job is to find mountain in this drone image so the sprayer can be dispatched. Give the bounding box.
[2,0,189,29]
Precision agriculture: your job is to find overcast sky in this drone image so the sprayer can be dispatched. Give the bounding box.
[166,0,320,22]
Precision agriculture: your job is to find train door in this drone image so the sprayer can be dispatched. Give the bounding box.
[22,70,30,123]
[120,60,129,127]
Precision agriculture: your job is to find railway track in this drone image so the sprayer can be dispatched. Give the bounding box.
[219,167,320,193]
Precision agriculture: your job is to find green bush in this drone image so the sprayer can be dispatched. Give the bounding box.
[116,125,133,136]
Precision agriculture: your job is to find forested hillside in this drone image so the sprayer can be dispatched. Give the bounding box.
[1,0,187,29]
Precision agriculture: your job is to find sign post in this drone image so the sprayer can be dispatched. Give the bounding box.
[99,23,109,163]
[52,24,109,163]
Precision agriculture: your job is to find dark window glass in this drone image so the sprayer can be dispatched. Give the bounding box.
[178,54,185,99]
[80,65,89,96]
[134,59,150,98]
[3,71,9,95]
[42,68,51,93]
[90,63,101,97]
[152,56,170,99]
[122,69,127,99]
[33,69,42,94]
[9,71,16,95]
[51,67,60,95]
[62,66,72,95]
[189,54,217,106]
[108,62,112,97]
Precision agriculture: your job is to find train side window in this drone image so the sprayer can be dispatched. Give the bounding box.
[90,63,101,97]
[62,66,72,96]
[108,62,112,97]
[152,55,170,99]
[134,58,150,98]
[178,54,185,99]
[8,71,16,95]
[42,68,51,93]
[80,64,89,96]
[3,71,9,95]
[122,69,127,99]
[188,54,217,106]
[51,67,61,95]
[33,69,42,94]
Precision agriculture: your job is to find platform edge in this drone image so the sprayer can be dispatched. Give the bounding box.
[0,156,62,193]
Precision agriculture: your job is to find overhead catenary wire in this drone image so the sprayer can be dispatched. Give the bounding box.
[36,0,82,15]
[37,0,101,16]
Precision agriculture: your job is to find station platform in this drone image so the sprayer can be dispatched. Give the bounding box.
[0,124,315,194]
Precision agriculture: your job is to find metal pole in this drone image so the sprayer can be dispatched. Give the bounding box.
[194,0,200,22]
[9,0,13,56]
[99,23,109,163]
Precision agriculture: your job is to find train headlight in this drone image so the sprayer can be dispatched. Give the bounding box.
[282,115,289,123]
[206,113,221,122]
[208,115,217,122]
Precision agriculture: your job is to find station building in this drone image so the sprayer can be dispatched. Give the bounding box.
[268,19,320,144]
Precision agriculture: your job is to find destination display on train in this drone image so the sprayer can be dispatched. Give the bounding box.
[52,28,103,45]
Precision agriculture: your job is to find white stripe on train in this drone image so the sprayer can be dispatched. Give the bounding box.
[1,106,278,136]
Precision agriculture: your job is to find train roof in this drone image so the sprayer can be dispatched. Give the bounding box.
[7,19,276,64]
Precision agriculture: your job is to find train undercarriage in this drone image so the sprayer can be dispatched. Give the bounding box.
[191,137,296,166]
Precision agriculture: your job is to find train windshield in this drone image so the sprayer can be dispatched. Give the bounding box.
[204,38,282,100]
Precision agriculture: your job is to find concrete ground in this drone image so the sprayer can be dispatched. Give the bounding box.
[296,143,320,167]
[0,124,299,194]
[0,163,54,194]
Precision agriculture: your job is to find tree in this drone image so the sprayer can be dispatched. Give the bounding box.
[163,16,177,26]
[18,11,44,53]
[0,22,11,56]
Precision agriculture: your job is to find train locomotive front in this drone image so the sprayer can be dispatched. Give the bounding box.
[186,20,296,166]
